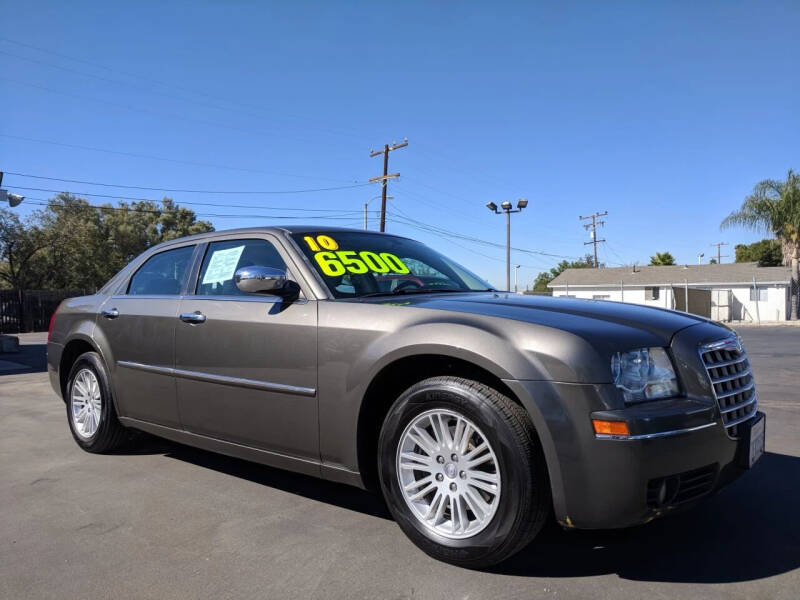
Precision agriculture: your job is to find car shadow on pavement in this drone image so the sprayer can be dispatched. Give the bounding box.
[151,437,393,520]
[123,433,799,582]
[496,451,800,583]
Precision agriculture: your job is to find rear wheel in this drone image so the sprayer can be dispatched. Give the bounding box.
[378,376,550,568]
[66,351,127,453]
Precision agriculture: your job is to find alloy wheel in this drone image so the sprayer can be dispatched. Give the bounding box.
[396,408,502,539]
[70,368,102,440]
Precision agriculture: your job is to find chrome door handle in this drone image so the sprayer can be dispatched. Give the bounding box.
[179,312,207,324]
[101,308,119,319]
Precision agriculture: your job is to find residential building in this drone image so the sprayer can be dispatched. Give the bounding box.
[548,262,792,322]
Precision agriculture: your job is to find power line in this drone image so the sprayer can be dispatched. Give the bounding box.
[391,179,490,227]
[0,133,358,181]
[369,139,408,232]
[0,38,373,143]
[23,197,362,220]
[388,211,579,260]
[13,188,362,213]
[4,173,370,195]
[603,241,631,266]
[579,211,607,268]
[387,211,547,270]
[1,75,338,151]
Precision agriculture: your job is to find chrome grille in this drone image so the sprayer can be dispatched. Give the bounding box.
[700,337,757,438]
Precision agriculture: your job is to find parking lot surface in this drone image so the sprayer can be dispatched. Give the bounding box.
[2,327,798,599]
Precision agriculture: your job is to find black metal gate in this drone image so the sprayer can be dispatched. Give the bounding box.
[0,289,92,333]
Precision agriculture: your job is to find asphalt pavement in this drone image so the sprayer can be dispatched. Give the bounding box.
[1,327,798,599]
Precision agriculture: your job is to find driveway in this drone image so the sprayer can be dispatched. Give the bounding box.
[1,328,798,599]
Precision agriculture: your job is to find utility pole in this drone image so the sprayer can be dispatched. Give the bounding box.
[487,199,529,291]
[580,211,607,268]
[369,139,407,232]
[711,242,729,264]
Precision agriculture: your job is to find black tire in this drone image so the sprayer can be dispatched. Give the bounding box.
[378,376,551,569]
[65,351,127,453]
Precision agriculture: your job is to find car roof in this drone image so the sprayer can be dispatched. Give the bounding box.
[153,225,414,251]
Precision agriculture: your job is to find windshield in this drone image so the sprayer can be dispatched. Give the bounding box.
[290,231,493,299]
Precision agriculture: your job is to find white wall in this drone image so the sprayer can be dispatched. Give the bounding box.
[728,285,787,322]
[552,285,673,310]
[552,284,788,321]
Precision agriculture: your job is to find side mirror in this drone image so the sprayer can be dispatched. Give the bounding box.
[234,266,288,295]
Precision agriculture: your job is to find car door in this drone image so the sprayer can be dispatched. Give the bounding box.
[174,235,319,461]
[96,243,198,428]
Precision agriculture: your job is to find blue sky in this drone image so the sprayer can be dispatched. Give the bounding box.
[1,1,798,288]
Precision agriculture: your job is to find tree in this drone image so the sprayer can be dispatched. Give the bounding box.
[529,254,595,293]
[1,194,214,291]
[709,258,718,264]
[734,239,783,266]
[649,252,676,266]
[722,170,800,320]
[0,208,49,289]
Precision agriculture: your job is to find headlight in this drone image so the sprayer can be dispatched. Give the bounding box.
[610,347,679,403]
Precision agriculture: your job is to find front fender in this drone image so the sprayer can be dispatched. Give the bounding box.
[349,321,530,392]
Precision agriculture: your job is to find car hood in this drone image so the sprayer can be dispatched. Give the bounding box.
[362,292,712,348]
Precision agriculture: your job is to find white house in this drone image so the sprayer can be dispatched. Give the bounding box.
[548,262,792,322]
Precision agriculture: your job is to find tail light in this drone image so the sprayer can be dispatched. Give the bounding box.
[47,302,62,342]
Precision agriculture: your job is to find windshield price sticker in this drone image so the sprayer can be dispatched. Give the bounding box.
[303,235,410,277]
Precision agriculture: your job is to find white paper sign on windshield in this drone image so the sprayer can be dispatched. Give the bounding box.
[202,245,245,285]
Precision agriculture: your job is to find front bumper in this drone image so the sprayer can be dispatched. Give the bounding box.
[508,378,757,529]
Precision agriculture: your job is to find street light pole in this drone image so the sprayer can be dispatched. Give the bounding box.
[514,265,521,294]
[364,195,392,230]
[486,199,528,292]
[0,172,25,207]
[506,210,511,292]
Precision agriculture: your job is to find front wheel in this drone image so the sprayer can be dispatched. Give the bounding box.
[66,351,127,453]
[378,376,551,568]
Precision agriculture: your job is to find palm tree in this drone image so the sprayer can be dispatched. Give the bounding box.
[649,251,676,266]
[721,170,800,320]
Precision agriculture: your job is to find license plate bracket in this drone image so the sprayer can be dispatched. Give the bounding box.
[737,412,765,469]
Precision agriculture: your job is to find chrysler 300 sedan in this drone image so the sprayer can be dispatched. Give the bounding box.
[47,226,765,567]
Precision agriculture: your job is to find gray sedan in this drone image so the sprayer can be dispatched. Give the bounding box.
[46,226,764,568]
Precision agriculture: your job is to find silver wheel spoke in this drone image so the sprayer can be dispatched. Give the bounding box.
[400,451,432,468]
[437,413,453,447]
[462,487,484,520]
[468,478,498,495]
[396,408,501,540]
[470,470,498,483]
[408,482,436,502]
[407,425,437,455]
[74,380,88,398]
[404,475,433,492]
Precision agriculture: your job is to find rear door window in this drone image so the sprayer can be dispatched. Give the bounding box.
[196,239,287,296]
[127,245,195,296]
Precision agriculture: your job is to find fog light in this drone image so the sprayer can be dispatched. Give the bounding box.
[654,476,680,508]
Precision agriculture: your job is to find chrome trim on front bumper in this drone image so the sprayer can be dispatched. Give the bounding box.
[595,421,718,441]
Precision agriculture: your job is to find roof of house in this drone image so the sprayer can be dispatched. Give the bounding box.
[548,262,791,288]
